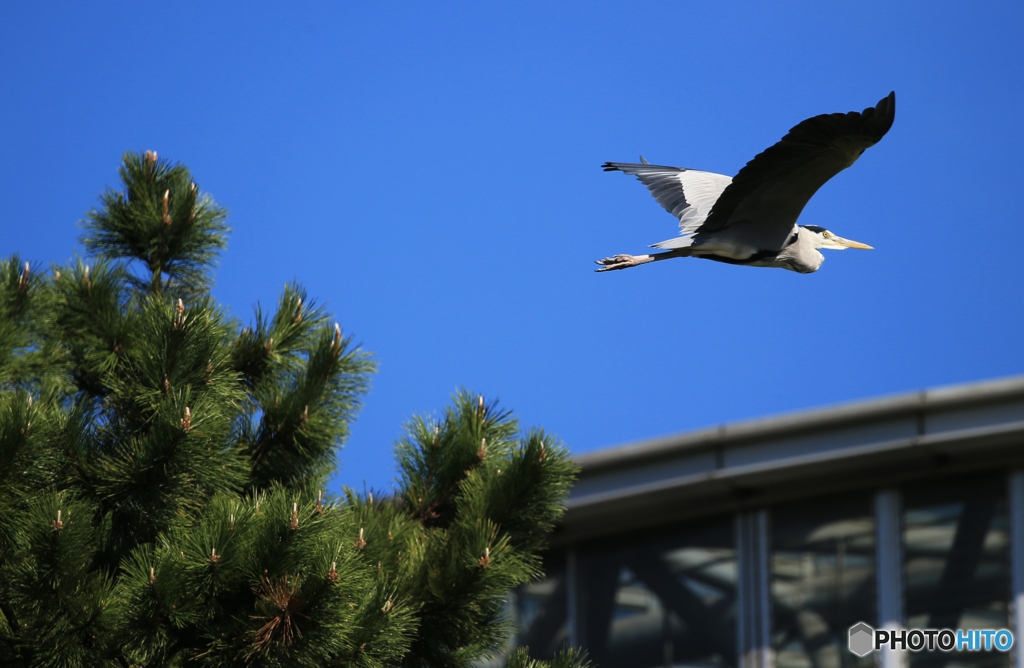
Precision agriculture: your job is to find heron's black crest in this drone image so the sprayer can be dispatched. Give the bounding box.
[802,225,828,234]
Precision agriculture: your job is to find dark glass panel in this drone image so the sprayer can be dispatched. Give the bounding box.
[903,474,1010,668]
[511,556,569,662]
[771,492,876,668]
[578,519,737,668]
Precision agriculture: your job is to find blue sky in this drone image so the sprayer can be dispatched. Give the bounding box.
[3,2,1023,494]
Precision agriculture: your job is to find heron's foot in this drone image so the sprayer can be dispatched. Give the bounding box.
[595,254,645,272]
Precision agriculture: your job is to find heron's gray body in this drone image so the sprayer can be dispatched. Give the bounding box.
[596,92,896,274]
[652,222,828,274]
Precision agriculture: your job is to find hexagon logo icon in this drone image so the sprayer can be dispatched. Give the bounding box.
[848,622,875,657]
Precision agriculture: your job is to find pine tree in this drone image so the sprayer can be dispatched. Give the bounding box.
[0,151,587,668]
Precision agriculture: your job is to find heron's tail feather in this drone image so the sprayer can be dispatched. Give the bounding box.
[650,236,695,251]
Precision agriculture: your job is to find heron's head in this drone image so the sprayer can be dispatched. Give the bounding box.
[802,225,873,251]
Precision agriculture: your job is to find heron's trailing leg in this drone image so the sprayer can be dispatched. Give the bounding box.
[595,248,690,272]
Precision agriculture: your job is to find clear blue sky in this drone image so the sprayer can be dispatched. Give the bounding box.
[3,2,1023,494]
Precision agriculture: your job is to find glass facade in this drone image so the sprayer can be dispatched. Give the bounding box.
[576,519,737,668]
[506,469,1024,668]
[903,475,1011,668]
[770,492,876,668]
[509,556,570,661]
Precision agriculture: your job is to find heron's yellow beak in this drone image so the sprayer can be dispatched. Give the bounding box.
[838,237,873,250]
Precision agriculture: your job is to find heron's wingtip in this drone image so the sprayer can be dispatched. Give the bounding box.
[870,91,896,136]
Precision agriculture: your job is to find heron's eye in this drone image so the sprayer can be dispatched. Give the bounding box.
[824,232,832,238]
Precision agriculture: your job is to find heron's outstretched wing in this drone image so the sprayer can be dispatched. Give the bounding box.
[602,161,733,235]
[700,91,896,234]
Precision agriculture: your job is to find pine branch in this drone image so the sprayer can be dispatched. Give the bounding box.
[80,151,229,300]
[396,391,515,528]
[507,646,593,668]
[0,256,65,396]
[391,393,579,668]
[235,286,374,491]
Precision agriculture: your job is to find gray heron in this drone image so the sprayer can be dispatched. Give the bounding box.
[596,92,895,274]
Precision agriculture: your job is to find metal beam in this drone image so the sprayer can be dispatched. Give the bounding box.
[567,548,578,649]
[875,489,904,668]
[736,510,771,668]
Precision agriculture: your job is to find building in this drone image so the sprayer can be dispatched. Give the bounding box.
[510,375,1024,668]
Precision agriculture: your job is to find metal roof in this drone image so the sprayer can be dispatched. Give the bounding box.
[557,375,1024,545]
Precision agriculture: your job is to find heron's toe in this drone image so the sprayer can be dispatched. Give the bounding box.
[594,254,637,272]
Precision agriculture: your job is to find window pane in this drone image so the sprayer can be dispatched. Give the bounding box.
[578,519,737,668]
[904,474,1010,668]
[771,492,876,668]
[511,555,569,662]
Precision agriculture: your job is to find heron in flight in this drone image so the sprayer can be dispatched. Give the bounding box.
[596,92,895,274]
